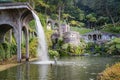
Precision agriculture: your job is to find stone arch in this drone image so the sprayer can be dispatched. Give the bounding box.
[0,24,14,43]
[47,20,52,24]
[20,11,33,26]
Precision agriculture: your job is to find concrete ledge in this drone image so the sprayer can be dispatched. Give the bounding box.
[0,2,33,10]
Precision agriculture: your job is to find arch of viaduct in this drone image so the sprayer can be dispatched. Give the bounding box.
[0,2,36,62]
[47,18,59,29]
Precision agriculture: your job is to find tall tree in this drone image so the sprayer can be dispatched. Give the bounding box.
[48,0,73,36]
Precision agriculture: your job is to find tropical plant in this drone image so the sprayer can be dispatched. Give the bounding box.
[0,41,17,61]
[105,38,120,55]
[103,24,120,33]
[0,44,5,61]
[70,20,80,27]
[48,50,59,58]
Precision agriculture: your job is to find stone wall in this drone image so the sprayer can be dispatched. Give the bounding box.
[63,31,80,46]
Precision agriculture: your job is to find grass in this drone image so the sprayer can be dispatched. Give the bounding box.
[71,27,93,34]
[102,24,120,34]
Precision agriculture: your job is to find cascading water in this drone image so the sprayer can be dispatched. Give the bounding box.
[32,11,49,61]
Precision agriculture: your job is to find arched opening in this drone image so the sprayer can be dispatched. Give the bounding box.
[22,27,27,43]
[98,34,102,40]
[54,23,59,29]
[93,34,97,41]
[0,24,14,43]
[0,24,17,61]
[88,34,92,40]
[47,21,52,30]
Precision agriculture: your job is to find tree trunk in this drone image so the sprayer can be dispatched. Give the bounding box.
[58,6,62,37]
[106,6,116,27]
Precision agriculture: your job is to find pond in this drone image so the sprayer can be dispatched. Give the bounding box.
[0,56,120,80]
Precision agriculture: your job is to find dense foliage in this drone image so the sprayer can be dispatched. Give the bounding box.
[105,38,120,55]
[14,0,120,30]
[102,23,120,33]
[22,37,38,58]
[0,41,17,62]
[51,38,87,57]
[85,38,120,56]
[48,50,59,58]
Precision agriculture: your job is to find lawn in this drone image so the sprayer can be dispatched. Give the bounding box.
[71,27,93,34]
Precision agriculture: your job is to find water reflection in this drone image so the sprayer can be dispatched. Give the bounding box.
[0,57,120,80]
[22,63,50,80]
[16,65,22,80]
[39,65,48,80]
[16,62,30,80]
[25,62,30,80]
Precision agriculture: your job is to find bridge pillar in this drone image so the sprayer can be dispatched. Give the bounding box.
[13,19,22,62]
[16,20,22,63]
[24,26,29,61]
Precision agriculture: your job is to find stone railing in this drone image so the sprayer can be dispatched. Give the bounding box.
[0,0,35,9]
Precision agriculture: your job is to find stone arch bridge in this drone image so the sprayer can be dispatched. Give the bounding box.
[0,2,37,62]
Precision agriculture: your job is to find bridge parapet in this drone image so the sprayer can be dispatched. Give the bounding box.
[0,2,32,10]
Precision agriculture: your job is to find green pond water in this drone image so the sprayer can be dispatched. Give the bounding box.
[0,56,120,80]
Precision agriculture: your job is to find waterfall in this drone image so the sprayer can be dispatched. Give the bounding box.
[32,11,49,61]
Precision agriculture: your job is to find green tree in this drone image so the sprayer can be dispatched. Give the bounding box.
[86,13,97,28]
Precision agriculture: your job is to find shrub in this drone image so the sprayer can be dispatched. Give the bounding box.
[0,42,17,61]
[103,24,120,33]
[61,43,86,55]
[29,38,38,57]
[97,63,120,80]
[105,38,120,55]
[45,30,53,48]
[0,44,5,60]
[62,43,69,50]
[68,44,85,55]
[85,43,106,55]
[22,37,38,58]
[1,42,11,59]
[10,43,17,55]
[48,50,59,58]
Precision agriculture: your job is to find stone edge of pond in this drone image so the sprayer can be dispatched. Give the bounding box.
[0,58,38,72]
